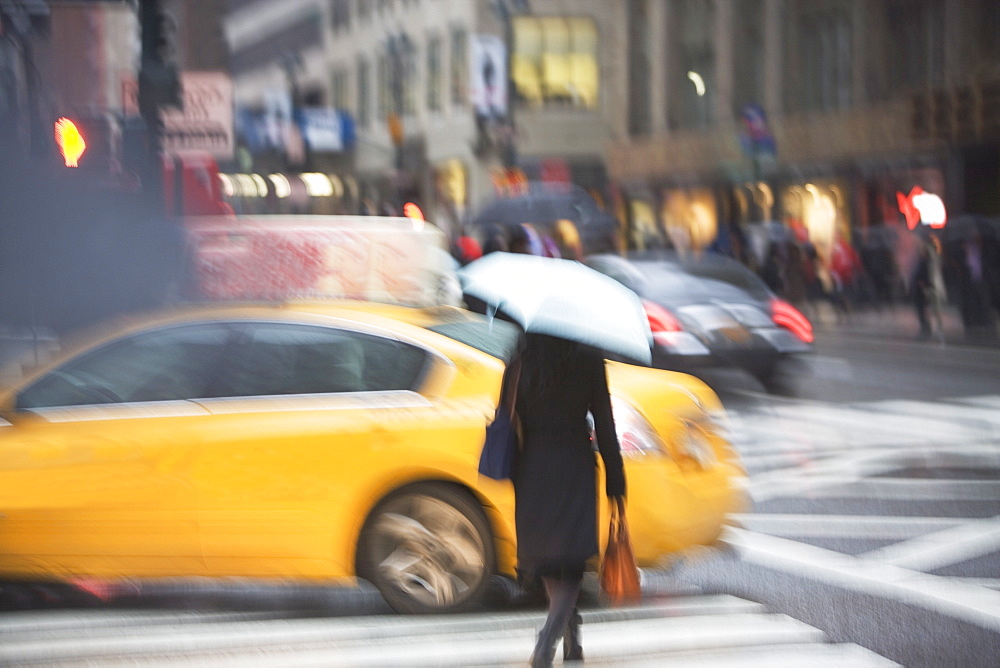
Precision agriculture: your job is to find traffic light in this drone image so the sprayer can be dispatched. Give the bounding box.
[54,118,86,168]
[52,114,120,172]
[140,1,182,111]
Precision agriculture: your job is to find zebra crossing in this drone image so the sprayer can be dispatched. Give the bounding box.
[0,592,897,667]
[716,393,1000,638]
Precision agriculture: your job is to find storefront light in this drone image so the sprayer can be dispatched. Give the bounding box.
[218,174,235,198]
[269,174,291,199]
[327,174,344,199]
[343,175,359,202]
[250,174,268,198]
[234,174,259,198]
[301,173,334,197]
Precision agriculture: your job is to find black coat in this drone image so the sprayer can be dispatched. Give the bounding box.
[512,348,626,581]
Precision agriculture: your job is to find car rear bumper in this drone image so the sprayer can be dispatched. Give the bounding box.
[653,327,812,375]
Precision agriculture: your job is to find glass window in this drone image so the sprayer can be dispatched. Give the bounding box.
[357,57,371,127]
[733,0,765,113]
[512,16,599,110]
[669,0,715,129]
[627,0,651,134]
[403,43,419,115]
[450,28,468,107]
[216,324,429,397]
[427,318,521,362]
[427,36,443,112]
[784,0,853,112]
[357,0,372,21]
[378,52,391,118]
[330,0,351,31]
[331,67,349,111]
[17,325,233,410]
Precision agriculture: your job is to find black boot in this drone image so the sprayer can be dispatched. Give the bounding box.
[529,628,558,667]
[563,610,583,661]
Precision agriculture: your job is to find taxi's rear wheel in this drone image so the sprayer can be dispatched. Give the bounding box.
[356,483,495,614]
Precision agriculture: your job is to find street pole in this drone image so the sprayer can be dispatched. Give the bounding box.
[138,0,181,218]
[139,0,165,216]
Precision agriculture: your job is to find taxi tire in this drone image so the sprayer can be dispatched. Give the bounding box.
[356,483,496,614]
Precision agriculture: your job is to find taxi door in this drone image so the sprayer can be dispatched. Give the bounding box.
[0,322,233,579]
[191,321,390,577]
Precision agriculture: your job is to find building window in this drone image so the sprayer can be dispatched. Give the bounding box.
[357,0,372,21]
[669,0,715,129]
[331,68,348,111]
[883,0,945,95]
[330,0,350,31]
[427,36,443,112]
[733,0,764,114]
[627,0,652,135]
[378,53,391,118]
[450,28,468,108]
[785,1,853,112]
[511,15,599,109]
[357,57,371,127]
[403,43,418,115]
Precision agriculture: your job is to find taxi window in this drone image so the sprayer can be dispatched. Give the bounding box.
[16,324,232,410]
[217,323,429,397]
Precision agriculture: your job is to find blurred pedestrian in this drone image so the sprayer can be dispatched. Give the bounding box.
[513,334,626,667]
[953,230,996,341]
[510,223,544,255]
[829,232,862,322]
[451,228,483,266]
[482,225,509,255]
[552,219,584,261]
[911,241,934,340]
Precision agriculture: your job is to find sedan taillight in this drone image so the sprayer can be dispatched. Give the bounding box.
[770,298,814,343]
[643,299,682,334]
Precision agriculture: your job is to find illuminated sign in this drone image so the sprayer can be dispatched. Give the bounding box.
[897,186,947,229]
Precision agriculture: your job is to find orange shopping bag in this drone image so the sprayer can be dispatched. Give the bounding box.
[599,497,641,606]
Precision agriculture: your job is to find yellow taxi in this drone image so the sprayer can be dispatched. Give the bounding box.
[0,300,746,613]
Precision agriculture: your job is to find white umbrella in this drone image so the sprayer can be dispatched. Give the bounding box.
[459,252,653,365]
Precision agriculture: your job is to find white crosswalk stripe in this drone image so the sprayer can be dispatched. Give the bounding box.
[0,595,897,667]
[721,392,1000,639]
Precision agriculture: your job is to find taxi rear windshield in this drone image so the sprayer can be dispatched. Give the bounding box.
[427,319,521,362]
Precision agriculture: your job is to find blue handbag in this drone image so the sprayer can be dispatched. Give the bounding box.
[479,359,522,481]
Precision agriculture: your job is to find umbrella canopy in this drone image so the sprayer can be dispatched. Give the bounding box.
[458,253,653,365]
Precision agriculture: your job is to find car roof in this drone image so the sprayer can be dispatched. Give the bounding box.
[587,252,774,305]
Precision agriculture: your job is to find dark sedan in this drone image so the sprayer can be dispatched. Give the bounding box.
[584,252,813,393]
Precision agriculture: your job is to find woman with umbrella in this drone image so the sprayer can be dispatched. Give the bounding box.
[459,254,646,666]
[515,333,626,666]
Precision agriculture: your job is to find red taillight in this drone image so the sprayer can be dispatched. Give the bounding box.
[643,299,682,333]
[771,298,814,343]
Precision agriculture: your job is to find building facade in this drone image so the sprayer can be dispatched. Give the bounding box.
[223,0,634,238]
[610,0,1000,281]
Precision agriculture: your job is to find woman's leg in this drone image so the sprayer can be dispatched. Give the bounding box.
[531,576,583,667]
